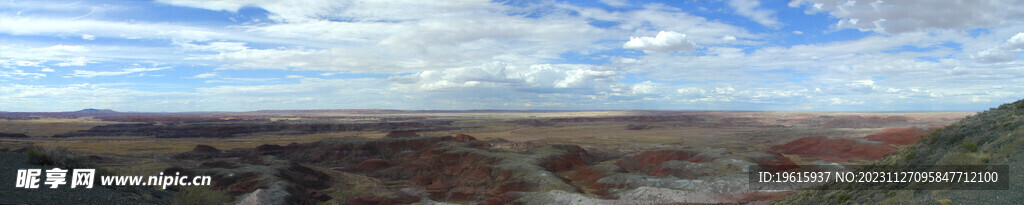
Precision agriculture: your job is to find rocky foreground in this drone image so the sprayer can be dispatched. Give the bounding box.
[166,128,929,204]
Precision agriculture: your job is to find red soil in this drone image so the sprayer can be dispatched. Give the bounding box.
[538,145,593,172]
[746,151,799,172]
[616,150,714,171]
[357,158,391,171]
[453,134,478,142]
[191,144,220,153]
[771,136,898,160]
[864,127,935,145]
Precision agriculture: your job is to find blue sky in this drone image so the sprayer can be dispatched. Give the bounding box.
[2,0,1023,112]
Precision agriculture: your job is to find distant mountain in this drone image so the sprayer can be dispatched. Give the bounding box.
[73,108,118,113]
[777,99,1024,204]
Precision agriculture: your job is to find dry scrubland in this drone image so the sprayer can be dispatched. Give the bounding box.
[0,110,976,204]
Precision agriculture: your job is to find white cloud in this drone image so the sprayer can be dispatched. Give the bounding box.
[192,73,217,79]
[15,60,42,67]
[157,0,498,23]
[389,62,619,93]
[55,57,92,67]
[623,31,698,53]
[728,0,781,28]
[566,3,757,44]
[829,97,864,105]
[970,32,1024,63]
[178,41,248,52]
[1,17,220,42]
[790,0,1024,33]
[629,81,657,95]
[69,66,169,78]
[1006,32,1024,49]
[46,45,87,52]
[5,0,1022,111]
[204,77,278,84]
[0,68,47,79]
[599,0,629,7]
[972,48,1018,64]
[0,83,195,112]
[40,67,55,72]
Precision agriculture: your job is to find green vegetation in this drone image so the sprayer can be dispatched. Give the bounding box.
[25,146,82,168]
[775,99,1024,204]
[961,142,978,152]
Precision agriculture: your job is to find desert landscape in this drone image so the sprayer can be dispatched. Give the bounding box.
[0,108,977,204]
[4,1,1024,204]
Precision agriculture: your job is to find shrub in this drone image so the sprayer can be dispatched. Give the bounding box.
[25,146,81,168]
[961,142,978,152]
[834,194,851,202]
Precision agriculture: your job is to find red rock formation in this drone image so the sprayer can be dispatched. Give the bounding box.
[864,127,934,145]
[387,147,506,202]
[357,159,391,171]
[746,151,799,172]
[537,145,593,172]
[453,134,477,142]
[453,134,492,147]
[305,189,332,201]
[275,136,454,164]
[347,194,421,205]
[771,136,898,160]
[548,115,701,123]
[481,180,527,205]
[616,150,713,171]
[191,144,220,153]
[254,144,285,155]
[567,167,613,197]
[820,115,913,128]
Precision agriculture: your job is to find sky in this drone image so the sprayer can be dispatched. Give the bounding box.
[1,0,1023,112]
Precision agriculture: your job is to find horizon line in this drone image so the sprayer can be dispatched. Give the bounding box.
[0,108,984,114]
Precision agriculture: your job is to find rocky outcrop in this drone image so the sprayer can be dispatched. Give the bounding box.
[376,143,511,202]
[191,145,221,153]
[236,188,286,205]
[452,134,477,142]
[271,136,454,165]
[534,144,593,172]
[346,194,420,205]
[745,151,799,173]
[170,155,333,205]
[363,142,594,203]
[616,150,715,172]
[356,159,390,171]
[453,134,491,147]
